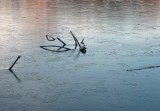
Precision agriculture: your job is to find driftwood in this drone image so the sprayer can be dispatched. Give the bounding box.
[70,31,86,54]
[40,31,86,54]
[9,56,21,71]
[126,65,160,71]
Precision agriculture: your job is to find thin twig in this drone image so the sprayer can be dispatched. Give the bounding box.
[70,31,81,48]
[70,31,77,49]
[81,38,84,44]
[57,37,66,46]
[9,56,21,71]
[126,65,160,71]
[46,35,55,41]
[70,31,86,54]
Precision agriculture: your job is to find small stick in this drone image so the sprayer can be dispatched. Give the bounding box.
[70,31,81,49]
[126,65,160,71]
[9,56,21,71]
[70,31,86,54]
[81,38,84,44]
[70,31,77,49]
[57,37,66,46]
[46,35,55,41]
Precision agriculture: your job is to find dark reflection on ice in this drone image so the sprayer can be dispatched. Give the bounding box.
[0,69,21,83]
[9,70,21,83]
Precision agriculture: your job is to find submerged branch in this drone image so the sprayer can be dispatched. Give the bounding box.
[126,65,160,71]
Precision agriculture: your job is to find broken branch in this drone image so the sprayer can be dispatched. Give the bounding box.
[57,37,66,46]
[81,38,84,44]
[126,65,160,71]
[70,31,81,49]
[9,56,21,71]
[46,35,55,41]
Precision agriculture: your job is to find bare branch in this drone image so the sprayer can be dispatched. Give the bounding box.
[46,35,55,41]
[126,65,160,71]
[57,37,66,46]
[9,56,21,71]
[70,31,81,49]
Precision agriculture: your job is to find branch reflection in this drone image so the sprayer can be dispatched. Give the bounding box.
[9,70,21,83]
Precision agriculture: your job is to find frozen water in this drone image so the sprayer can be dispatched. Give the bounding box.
[1,0,160,111]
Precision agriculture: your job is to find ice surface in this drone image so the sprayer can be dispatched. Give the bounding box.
[1,0,160,111]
